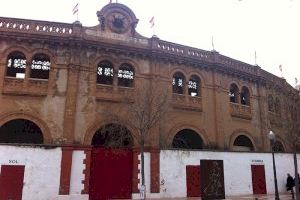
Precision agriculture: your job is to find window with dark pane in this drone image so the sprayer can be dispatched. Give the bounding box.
[118,63,134,87]
[172,72,185,94]
[240,86,250,105]
[6,51,26,79]
[30,54,51,79]
[97,61,114,85]
[229,83,239,103]
[188,75,200,97]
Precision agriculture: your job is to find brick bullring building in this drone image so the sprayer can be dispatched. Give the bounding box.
[0,2,300,199]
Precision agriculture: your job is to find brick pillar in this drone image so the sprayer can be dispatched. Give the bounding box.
[81,148,92,194]
[63,65,79,143]
[132,148,140,193]
[150,149,160,193]
[59,147,73,195]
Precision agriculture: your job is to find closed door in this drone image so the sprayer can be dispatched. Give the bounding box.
[89,148,133,200]
[251,165,267,194]
[0,165,25,200]
[186,165,201,197]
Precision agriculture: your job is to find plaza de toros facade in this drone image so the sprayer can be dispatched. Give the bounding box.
[0,2,300,199]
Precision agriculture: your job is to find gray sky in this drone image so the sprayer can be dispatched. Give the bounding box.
[1,0,299,87]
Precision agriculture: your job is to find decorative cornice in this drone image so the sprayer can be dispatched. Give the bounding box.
[0,16,298,95]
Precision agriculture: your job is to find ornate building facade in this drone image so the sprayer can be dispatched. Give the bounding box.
[0,3,299,153]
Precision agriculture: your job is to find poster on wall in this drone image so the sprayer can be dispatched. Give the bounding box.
[200,159,225,200]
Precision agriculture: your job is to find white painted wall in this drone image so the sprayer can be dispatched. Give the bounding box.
[69,151,86,195]
[159,150,300,198]
[0,145,61,200]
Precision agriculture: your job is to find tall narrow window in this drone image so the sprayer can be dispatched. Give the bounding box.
[118,63,134,87]
[6,51,26,79]
[229,83,239,103]
[30,54,51,79]
[97,61,113,85]
[240,86,250,105]
[188,75,200,97]
[172,72,185,94]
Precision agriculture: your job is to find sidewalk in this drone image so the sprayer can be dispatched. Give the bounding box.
[145,193,294,200]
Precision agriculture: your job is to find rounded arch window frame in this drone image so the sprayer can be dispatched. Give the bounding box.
[229,131,257,151]
[117,62,135,88]
[29,53,51,80]
[0,112,52,144]
[240,86,251,106]
[5,50,27,79]
[188,74,201,97]
[172,71,186,94]
[96,60,114,85]
[229,83,240,103]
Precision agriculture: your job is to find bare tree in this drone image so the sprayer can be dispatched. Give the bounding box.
[125,81,170,198]
[98,81,170,198]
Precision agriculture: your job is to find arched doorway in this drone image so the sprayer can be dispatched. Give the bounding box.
[91,123,133,148]
[90,123,133,199]
[233,135,254,151]
[0,119,43,144]
[172,129,203,149]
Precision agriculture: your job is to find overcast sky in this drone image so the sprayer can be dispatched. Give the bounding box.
[0,0,299,87]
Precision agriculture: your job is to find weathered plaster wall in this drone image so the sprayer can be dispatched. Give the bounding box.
[159,150,300,198]
[0,145,61,200]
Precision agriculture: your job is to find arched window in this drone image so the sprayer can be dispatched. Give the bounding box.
[240,86,250,106]
[92,123,133,148]
[30,53,51,79]
[273,140,285,152]
[172,72,185,94]
[188,75,200,97]
[6,51,26,79]
[268,95,274,112]
[172,129,203,149]
[0,119,43,144]
[97,61,113,85]
[275,98,281,115]
[233,135,254,151]
[118,63,134,87]
[229,83,239,103]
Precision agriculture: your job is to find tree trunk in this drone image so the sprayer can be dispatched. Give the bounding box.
[141,133,146,199]
[294,152,299,200]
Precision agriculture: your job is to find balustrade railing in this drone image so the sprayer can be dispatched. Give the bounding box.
[0,17,73,37]
[172,93,202,111]
[230,103,252,120]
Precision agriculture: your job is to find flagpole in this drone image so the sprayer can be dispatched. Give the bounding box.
[211,36,215,51]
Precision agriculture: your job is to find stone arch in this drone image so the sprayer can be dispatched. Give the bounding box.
[29,48,56,64]
[167,124,208,148]
[229,130,256,151]
[116,58,140,75]
[0,112,52,144]
[172,129,204,149]
[170,68,188,80]
[1,46,30,61]
[92,123,134,148]
[84,119,138,146]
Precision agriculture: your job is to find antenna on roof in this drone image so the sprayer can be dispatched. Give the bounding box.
[254,50,257,65]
